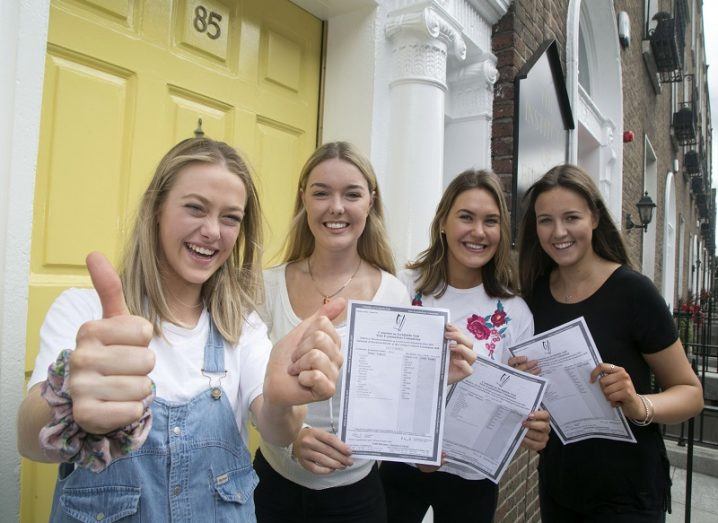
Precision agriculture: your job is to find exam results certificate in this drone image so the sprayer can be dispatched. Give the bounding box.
[444,355,547,483]
[338,301,450,465]
[508,317,636,444]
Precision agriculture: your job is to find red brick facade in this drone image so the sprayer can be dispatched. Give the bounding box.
[489,1,711,520]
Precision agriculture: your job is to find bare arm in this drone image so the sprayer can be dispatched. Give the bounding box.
[592,339,703,424]
[17,384,55,462]
[253,299,344,447]
[643,339,704,424]
[250,396,306,447]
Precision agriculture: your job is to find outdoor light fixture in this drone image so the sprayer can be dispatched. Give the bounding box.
[625,192,656,232]
[618,11,630,48]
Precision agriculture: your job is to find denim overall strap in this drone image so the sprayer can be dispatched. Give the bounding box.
[203,318,226,373]
[202,318,227,401]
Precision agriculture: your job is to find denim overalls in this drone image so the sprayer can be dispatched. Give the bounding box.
[49,320,259,522]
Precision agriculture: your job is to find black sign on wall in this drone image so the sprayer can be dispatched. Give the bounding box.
[512,40,574,244]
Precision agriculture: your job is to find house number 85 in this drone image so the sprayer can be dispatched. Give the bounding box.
[193,5,222,40]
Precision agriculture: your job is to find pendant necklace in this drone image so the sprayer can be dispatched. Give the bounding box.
[307,257,362,304]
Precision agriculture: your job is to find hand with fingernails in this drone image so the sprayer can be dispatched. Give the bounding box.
[68,252,156,435]
[590,362,644,419]
[292,426,353,474]
[520,410,551,451]
[445,325,478,385]
[506,356,550,451]
[507,355,541,375]
[263,299,345,407]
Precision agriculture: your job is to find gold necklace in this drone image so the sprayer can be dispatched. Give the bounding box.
[165,289,203,309]
[307,257,362,304]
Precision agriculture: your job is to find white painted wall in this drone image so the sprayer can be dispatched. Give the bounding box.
[0,0,51,519]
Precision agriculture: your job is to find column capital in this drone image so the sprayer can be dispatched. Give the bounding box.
[385,5,466,88]
[448,55,498,87]
[386,5,466,60]
[446,55,498,120]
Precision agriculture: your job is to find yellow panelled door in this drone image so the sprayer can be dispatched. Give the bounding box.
[21,0,322,520]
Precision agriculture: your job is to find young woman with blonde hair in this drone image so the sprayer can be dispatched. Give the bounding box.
[380,169,550,523]
[253,142,476,522]
[518,164,703,522]
[17,137,344,522]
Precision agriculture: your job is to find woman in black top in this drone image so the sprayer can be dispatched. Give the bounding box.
[515,164,703,522]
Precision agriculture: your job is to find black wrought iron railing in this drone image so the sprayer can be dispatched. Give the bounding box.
[664,293,718,522]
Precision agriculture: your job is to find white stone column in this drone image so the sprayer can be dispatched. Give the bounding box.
[444,55,498,184]
[384,5,466,264]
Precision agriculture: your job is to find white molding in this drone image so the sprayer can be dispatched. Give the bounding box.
[464,0,511,25]
[0,0,51,519]
[662,171,677,309]
[290,0,378,19]
[566,0,581,163]
[642,136,658,280]
[567,0,623,221]
[448,0,494,51]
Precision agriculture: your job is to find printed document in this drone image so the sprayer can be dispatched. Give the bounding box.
[508,317,636,444]
[338,300,450,465]
[443,355,547,483]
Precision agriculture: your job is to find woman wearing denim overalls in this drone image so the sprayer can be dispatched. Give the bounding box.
[17,138,345,522]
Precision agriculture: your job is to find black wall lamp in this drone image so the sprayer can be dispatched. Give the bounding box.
[625,192,656,232]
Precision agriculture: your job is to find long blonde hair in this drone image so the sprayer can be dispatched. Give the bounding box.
[283,142,395,273]
[408,169,517,299]
[518,164,631,298]
[120,137,263,344]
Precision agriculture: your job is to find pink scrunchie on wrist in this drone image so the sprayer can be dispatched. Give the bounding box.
[39,349,155,473]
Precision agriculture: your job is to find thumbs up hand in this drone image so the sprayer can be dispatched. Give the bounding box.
[67,252,155,435]
[263,299,345,407]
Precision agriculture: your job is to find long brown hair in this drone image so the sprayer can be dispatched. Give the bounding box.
[518,164,631,298]
[121,137,263,344]
[282,142,395,273]
[408,169,517,299]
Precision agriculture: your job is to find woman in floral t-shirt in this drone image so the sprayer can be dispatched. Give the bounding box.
[380,169,549,523]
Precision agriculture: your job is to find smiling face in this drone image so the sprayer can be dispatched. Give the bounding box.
[301,158,373,254]
[534,186,598,268]
[442,188,501,288]
[158,162,247,301]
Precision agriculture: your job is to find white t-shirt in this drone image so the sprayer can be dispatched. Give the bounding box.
[258,263,411,489]
[28,288,271,446]
[399,268,534,480]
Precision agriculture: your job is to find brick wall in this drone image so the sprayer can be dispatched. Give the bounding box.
[493,0,704,304]
[488,1,708,520]
[491,0,569,214]
[490,2,570,521]
[615,0,680,287]
[494,448,540,522]
[616,0,705,301]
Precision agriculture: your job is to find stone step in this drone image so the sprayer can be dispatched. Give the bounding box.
[665,439,718,478]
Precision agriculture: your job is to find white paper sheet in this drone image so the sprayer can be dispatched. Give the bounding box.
[443,355,547,483]
[338,300,450,465]
[508,317,636,444]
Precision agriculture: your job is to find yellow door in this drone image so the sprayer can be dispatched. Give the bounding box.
[21,0,322,520]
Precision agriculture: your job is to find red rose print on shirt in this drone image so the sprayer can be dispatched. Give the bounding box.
[466,314,491,340]
[491,310,507,327]
[465,301,511,359]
